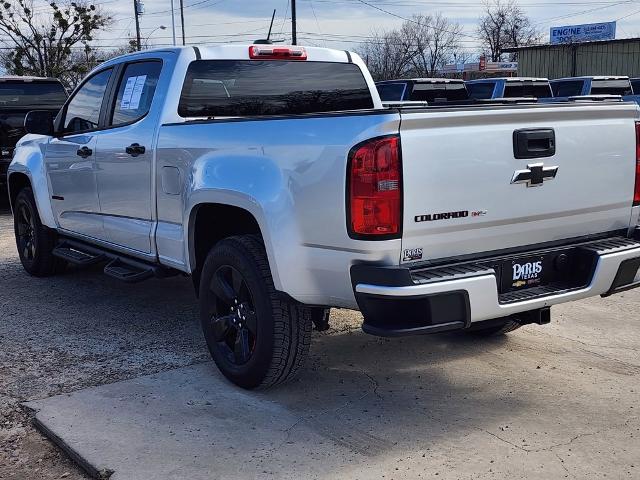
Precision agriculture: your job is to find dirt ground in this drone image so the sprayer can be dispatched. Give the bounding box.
[1,201,639,479]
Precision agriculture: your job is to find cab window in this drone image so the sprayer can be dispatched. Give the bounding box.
[62,68,112,134]
[110,61,162,126]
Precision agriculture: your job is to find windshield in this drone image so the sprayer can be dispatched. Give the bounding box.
[0,81,67,107]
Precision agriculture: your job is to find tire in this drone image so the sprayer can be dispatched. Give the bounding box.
[13,187,64,277]
[199,234,312,389]
[465,318,522,337]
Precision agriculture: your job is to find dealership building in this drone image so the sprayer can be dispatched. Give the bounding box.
[504,37,640,79]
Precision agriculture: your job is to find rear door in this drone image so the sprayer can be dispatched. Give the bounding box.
[46,68,114,238]
[398,103,638,263]
[94,60,163,253]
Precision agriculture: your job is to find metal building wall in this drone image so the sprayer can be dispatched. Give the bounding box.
[517,39,640,78]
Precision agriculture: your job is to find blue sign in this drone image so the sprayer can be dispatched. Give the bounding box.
[550,21,616,44]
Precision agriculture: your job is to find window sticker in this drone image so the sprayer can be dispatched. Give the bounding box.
[120,75,147,110]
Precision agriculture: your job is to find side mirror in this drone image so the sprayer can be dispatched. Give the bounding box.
[24,110,55,136]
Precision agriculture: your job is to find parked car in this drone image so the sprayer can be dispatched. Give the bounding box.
[8,45,640,389]
[466,77,553,100]
[550,76,640,105]
[0,77,67,192]
[631,78,640,94]
[376,78,469,103]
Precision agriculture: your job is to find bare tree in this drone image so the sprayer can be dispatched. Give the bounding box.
[358,13,464,80]
[357,29,415,81]
[0,0,112,87]
[402,13,462,77]
[477,0,540,61]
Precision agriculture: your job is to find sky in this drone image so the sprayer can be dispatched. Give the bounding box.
[21,0,640,59]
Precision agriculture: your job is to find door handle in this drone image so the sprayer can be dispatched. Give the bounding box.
[76,146,93,158]
[125,143,146,157]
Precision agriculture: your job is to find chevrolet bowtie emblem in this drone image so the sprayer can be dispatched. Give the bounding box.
[511,163,558,187]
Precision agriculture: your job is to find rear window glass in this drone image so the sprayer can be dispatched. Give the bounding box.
[466,82,495,99]
[179,60,374,117]
[504,82,552,98]
[409,83,468,102]
[376,83,406,101]
[0,81,66,107]
[590,79,632,96]
[551,80,583,97]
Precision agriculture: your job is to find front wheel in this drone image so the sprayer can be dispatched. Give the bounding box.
[13,187,64,277]
[199,235,312,389]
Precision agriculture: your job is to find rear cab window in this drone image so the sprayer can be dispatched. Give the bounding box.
[0,80,66,108]
[504,82,552,98]
[590,79,632,96]
[409,83,468,102]
[178,60,374,117]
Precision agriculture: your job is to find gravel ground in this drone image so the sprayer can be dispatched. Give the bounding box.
[0,204,357,479]
[1,201,639,479]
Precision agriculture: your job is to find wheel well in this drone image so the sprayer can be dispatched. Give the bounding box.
[8,173,30,207]
[191,203,262,291]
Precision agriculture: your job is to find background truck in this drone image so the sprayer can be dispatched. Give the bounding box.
[376,78,469,103]
[0,77,67,192]
[8,45,640,389]
[466,77,553,100]
[550,76,640,105]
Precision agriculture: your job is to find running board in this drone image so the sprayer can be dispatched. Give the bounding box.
[54,238,177,283]
[53,246,105,266]
[104,258,155,283]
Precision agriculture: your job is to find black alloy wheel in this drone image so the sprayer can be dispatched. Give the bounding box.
[208,265,258,366]
[15,201,36,264]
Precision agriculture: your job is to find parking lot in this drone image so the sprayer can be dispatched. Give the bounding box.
[1,203,639,479]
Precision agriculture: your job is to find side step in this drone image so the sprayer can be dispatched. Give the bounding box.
[53,246,105,266]
[104,258,154,283]
[54,238,177,284]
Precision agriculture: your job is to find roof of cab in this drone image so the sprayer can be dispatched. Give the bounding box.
[377,78,465,84]
[0,75,62,82]
[99,44,354,68]
[467,77,549,83]
[552,75,630,81]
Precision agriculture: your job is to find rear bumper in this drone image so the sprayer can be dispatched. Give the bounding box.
[352,235,640,336]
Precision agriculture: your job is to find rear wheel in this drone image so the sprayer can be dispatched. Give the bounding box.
[199,235,312,389]
[13,187,64,277]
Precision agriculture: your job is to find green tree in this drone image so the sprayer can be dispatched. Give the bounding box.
[0,0,111,87]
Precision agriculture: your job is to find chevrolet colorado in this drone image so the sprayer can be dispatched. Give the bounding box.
[8,45,640,389]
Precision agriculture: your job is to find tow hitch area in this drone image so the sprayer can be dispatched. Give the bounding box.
[511,307,551,326]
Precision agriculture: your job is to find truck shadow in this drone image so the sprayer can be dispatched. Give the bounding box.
[1,243,529,466]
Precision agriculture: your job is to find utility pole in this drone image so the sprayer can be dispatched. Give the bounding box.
[170,0,176,45]
[179,0,186,45]
[291,0,297,45]
[133,0,141,51]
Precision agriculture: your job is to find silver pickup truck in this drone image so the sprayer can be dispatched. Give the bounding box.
[8,45,640,389]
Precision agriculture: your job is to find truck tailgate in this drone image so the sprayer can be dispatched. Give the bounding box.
[399,103,639,263]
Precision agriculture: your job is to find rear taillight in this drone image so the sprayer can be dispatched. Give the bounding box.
[248,45,307,60]
[347,135,402,238]
[635,122,640,206]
